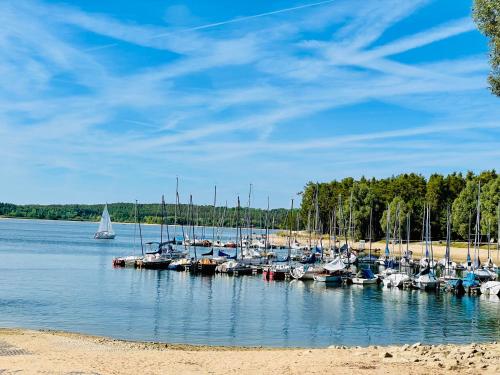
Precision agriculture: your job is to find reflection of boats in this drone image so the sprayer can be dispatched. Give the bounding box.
[94,204,115,239]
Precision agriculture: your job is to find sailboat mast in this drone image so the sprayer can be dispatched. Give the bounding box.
[160,195,165,244]
[368,206,372,260]
[348,191,353,250]
[385,208,390,258]
[497,202,500,263]
[211,186,217,250]
[247,184,252,246]
[406,212,410,259]
[288,199,294,261]
[333,207,337,253]
[237,196,242,260]
[265,197,270,252]
[445,204,451,274]
[190,195,196,260]
[173,177,179,243]
[467,210,472,267]
[137,201,144,256]
[474,182,481,269]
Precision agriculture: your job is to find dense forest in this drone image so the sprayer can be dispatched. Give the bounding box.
[1,170,499,241]
[298,170,500,242]
[0,201,290,230]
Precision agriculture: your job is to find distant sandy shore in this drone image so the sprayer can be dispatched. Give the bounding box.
[0,329,498,374]
[270,234,499,264]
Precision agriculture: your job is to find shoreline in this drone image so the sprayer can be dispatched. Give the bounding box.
[0,328,498,374]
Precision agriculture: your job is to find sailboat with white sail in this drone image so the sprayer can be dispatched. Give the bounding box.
[94,204,115,239]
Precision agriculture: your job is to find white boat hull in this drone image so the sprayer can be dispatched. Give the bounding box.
[385,273,410,288]
[94,231,115,239]
[351,277,378,285]
[480,281,500,296]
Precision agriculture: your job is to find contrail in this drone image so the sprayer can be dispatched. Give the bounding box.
[85,0,336,52]
[151,0,337,38]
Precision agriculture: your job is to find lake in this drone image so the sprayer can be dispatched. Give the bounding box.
[0,218,498,347]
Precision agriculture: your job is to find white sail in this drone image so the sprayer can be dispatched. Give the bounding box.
[96,204,114,236]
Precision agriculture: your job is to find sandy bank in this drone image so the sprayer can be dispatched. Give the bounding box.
[0,329,498,374]
[269,234,499,264]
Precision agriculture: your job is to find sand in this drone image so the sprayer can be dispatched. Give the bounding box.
[270,233,499,263]
[0,329,498,374]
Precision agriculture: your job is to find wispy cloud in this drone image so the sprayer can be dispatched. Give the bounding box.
[0,0,496,206]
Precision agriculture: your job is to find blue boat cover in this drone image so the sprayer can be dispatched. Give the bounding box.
[361,268,375,279]
[301,253,316,264]
[202,249,213,256]
[218,249,237,259]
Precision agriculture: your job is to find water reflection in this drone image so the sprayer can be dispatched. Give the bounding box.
[0,218,498,347]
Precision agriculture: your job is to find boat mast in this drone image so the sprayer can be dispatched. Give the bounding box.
[237,196,243,260]
[473,182,481,270]
[211,186,217,251]
[487,220,491,265]
[160,195,165,245]
[328,209,333,255]
[173,177,179,243]
[497,202,500,263]
[137,201,144,256]
[333,207,337,254]
[314,184,320,249]
[406,212,410,260]
[466,210,472,267]
[133,200,138,255]
[445,205,451,276]
[307,207,312,251]
[246,184,252,248]
[190,195,196,260]
[348,190,353,251]
[385,208,390,258]
[428,205,434,267]
[288,199,294,262]
[264,197,270,253]
[368,206,372,260]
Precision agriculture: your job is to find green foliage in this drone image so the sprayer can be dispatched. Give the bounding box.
[473,0,500,96]
[0,202,291,230]
[301,170,499,241]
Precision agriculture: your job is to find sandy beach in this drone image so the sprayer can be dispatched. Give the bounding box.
[270,233,499,264]
[0,329,498,374]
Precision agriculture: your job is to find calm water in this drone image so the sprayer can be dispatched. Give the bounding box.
[0,218,498,347]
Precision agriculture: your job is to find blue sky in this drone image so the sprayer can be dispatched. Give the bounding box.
[1,0,499,208]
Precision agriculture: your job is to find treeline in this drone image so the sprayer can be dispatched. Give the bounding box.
[0,202,290,229]
[299,170,499,242]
